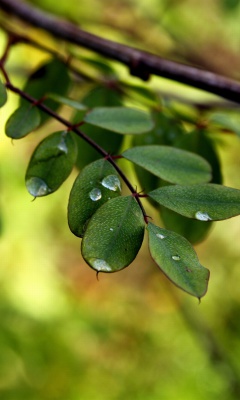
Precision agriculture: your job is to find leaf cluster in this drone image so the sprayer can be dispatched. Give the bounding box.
[1,51,240,300]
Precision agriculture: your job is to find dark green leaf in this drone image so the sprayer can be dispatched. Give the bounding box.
[26,131,77,197]
[21,58,70,124]
[82,196,145,272]
[84,107,154,134]
[0,78,7,107]
[147,222,210,298]
[5,104,41,139]
[68,159,121,237]
[122,145,212,184]
[149,184,240,220]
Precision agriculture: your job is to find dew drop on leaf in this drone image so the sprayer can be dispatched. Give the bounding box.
[172,255,181,261]
[90,258,112,272]
[101,175,121,191]
[26,177,50,197]
[89,188,102,201]
[156,233,165,239]
[195,211,212,221]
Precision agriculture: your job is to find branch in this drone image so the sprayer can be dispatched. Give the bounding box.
[1,0,240,104]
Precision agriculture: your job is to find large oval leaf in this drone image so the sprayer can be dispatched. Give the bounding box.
[82,196,145,272]
[5,104,41,139]
[147,223,210,298]
[84,107,154,134]
[68,159,121,237]
[26,131,77,197]
[122,145,212,184]
[149,184,240,221]
[0,78,7,107]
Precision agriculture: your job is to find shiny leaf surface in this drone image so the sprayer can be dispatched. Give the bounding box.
[147,223,210,298]
[26,131,77,196]
[68,159,121,237]
[123,145,212,184]
[149,184,240,220]
[82,196,145,272]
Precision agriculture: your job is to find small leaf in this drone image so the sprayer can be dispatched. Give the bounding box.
[5,104,41,139]
[209,112,240,137]
[149,184,240,220]
[82,196,145,272]
[0,78,7,107]
[68,159,121,237]
[84,107,154,134]
[147,222,210,298]
[47,93,87,110]
[122,145,212,184]
[26,131,77,197]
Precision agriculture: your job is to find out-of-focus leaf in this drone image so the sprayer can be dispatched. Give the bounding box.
[68,159,121,237]
[81,196,145,272]
[149,184,240,220]
[84,107,154,134]
[0,78,7,107]
[147,222,210,298]
[47,93,87,110]
[209,112,240,137]
[79,56,116,75]
[26,131,77,197]
[5,104,41,139]
[72,85,123,169]
[122,145,212,184]
[174,129,222,184]
[21,58,70,123]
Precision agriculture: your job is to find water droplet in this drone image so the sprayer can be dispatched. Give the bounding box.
[58,137,68,153]
[26,177,50,197]
[110,228,113,231]
[91,258,112,272]
[195,211,212,221]
[101,175,121,191]
[172,255,181,261]
[156,233,165,239]
[89,188,102,201]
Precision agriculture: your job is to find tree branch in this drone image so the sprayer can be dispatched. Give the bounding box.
[1,0,240,104]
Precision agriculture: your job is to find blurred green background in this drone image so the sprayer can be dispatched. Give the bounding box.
[1,0,240,399]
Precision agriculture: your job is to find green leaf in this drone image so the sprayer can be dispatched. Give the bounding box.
[5,104,41,139]
[82,196,145,272]
[147,223,210,298]
[122,145,212,184]
[21,58,70,124]
[84,107,154,134]
[68,159,121,237]
[0,78,7,107]
[149,184,240,220]
[47,93,87,110]
[72,85,123,169]
[26,131,77,197]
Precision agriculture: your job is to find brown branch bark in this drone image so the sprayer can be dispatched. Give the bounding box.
[1,0,240,104]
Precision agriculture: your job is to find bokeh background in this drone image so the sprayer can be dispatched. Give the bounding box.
[1,0,240,399]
